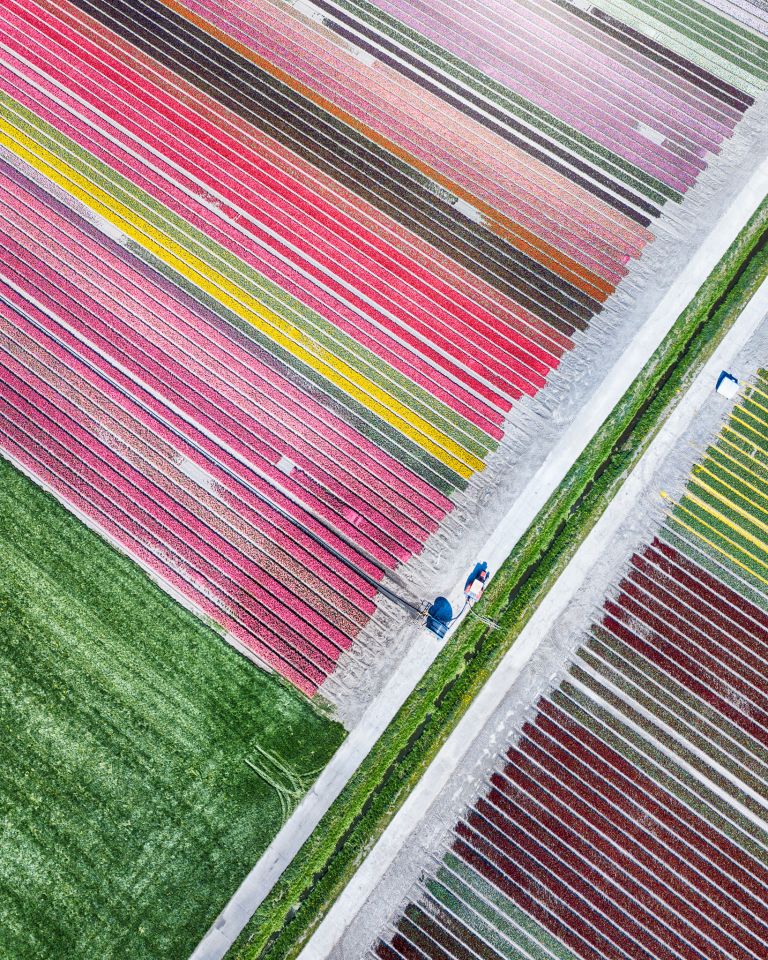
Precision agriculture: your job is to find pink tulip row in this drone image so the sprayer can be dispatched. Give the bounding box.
[198,0,652,251]
[0,292,380,611]
[2,363,340,672]
[1,409,325,688]
[2,2,566,420]
[474,0,743,127]
[1,328,370,642]
[587,8,755,111]
[9,0,598,355]
[0,162,460,519]
[0,292,404,693]
[1,232,422,567]
[0,382,324,693]
[3,123,500,451]
[0,283,388,588]
[190,0,649,272]
[0,214,432,566]
[0,276,382,580]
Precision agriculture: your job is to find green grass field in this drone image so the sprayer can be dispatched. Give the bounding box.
[0,458,345,960]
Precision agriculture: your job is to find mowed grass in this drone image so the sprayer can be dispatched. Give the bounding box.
[0,457,345,960]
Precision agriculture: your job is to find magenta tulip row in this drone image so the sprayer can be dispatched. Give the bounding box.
[47,0,578,360]
[0,286,398,694]
[0,66,501,434]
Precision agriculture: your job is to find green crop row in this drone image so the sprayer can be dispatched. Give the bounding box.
[621,0,768,75]
[670,385,768,598]
[435,855,578,960]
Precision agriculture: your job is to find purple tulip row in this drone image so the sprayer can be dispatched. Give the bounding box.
[372,0,751,190]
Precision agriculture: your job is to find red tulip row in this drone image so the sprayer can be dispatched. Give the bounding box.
[378,535,768,958]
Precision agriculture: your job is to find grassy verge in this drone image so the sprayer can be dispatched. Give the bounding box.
[231,196,768,960]
[0,459,345,960]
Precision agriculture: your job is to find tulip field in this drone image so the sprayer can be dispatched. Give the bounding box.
[1,0,767,696]
[375,374,768,960]
[1,0,768,958]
